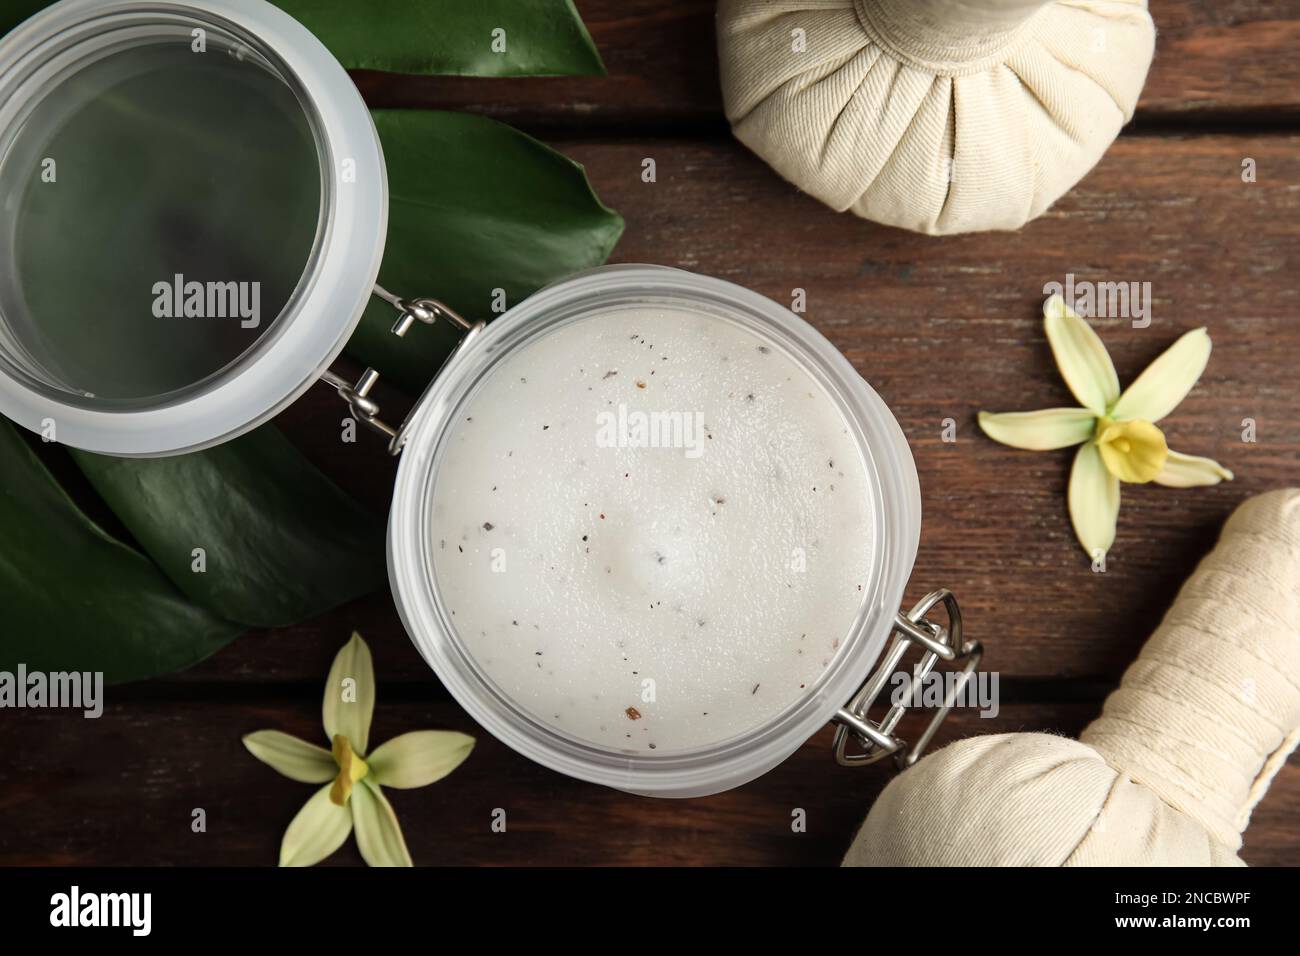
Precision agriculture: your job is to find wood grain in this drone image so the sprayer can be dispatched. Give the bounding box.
[2,698,1293,866]
[352,0,1300,129]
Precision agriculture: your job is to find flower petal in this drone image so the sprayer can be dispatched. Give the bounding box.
[323,632,375,755]
[978,408,1096,451]
[280,784,353,868]
[351,779,413,867]
[1044,294,1120,415]
[369,731,476,789]
[242,730,336,784]
[1111,327,1211,424]
[1095,420,1168,484]
[1068,442,1120,559]
[1153,449,1234,488]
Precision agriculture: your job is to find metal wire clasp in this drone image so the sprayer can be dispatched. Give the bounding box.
[373,284,473,337]
[320,284,478,455]
[831,589,983,770]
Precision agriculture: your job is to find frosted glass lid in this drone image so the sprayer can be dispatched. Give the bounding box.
[0,0,386,455]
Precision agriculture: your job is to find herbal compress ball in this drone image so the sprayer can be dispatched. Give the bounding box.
[718,0,1156,234]
[844,490,1300,866]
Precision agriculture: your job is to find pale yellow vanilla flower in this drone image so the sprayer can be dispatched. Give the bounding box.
[242,633,474,867]
[979,295,1232,561]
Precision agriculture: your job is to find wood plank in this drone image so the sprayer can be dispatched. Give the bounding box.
[1138,0,1300,119]
[2,699,1293,865]
[352,1,1300,128]
[164,133,1299,687]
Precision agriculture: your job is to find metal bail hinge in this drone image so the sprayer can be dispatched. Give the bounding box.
[831,589,983,770]
[319,285,478,455]
[321,366,397,443]
[374,284,472,338]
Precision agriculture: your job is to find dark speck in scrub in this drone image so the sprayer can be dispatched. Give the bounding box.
[482,522,494,531]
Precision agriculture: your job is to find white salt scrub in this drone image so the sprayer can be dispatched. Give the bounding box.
[429,307,873,753]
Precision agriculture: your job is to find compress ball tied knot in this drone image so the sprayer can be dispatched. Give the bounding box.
[717,0,1156,234]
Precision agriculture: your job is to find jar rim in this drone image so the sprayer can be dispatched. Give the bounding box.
[0,0,386,456]
[387,265,922,797]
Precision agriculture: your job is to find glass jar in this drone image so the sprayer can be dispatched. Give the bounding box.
[390,264,940,796]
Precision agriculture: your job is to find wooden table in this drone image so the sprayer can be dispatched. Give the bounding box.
[5,0,1298,866]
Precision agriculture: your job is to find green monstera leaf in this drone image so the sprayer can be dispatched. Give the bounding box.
[0,422,242,683]
[276,0,605,76]
[4,1,605,76]
[70,426,387,629]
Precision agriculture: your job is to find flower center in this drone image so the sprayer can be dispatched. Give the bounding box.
[1093,417,1168,484]
[329,734,369,806]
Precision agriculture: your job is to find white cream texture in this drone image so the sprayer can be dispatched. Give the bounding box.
[429,307,873,752]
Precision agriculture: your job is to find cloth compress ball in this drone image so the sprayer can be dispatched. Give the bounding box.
[844,490,1300,866]
[717,0,1156,234]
